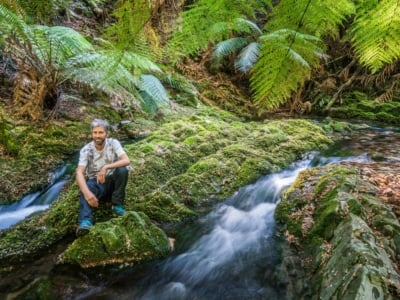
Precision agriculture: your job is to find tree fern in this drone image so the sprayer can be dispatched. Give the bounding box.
[266,0,355,37]
[248,0,355,110]
[64,50,171,113]
[0,4,166,118]
[168,0,272,61]
[350,0,400,73]
[211,18,263,72]
[102,0,155,57]
[251,29,324,110]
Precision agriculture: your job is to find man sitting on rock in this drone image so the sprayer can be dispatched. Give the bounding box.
[75,118,130,236]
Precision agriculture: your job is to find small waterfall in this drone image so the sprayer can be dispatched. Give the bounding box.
[132,156,316,300]
[0,166,71,230]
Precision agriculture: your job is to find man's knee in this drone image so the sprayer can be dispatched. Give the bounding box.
[116,166,129,178]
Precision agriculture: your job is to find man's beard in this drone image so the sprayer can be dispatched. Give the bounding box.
[94,139,105,146]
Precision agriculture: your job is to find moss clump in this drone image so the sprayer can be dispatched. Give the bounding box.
[329,98,400,125]
[60,211,170,268]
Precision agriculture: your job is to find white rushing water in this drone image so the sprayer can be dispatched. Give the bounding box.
[132,157,314,300]
[0,166,70,230]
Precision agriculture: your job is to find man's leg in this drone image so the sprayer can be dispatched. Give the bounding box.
[109,166,129,207]
[78,178,105,223]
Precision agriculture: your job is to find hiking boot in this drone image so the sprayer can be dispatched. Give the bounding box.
[112,205,125,216]
[76,219,92,237]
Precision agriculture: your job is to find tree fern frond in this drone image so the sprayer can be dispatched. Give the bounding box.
[168,0,272,60]
[102,0,152,52]
[235,18,263,35]
[213,37,250,60]
[0,4,31,44]
[266,0,355,37]
[0,0,25,17]
[235,41,260,72]
[139,74,169,106]
[350,0,400,73]
[29,25,94,68]
[156,72,199,96]
[250,29,322,109]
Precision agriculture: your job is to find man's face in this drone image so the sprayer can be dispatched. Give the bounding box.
[91,126,107,147]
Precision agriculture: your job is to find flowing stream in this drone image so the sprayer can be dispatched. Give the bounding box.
[0,165,71,230]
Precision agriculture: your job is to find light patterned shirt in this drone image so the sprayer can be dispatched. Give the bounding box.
[78,138,126,179]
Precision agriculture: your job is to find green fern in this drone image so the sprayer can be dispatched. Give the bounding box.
[0,0,71,24]
[235,42,260,73]
[64,50,171,113]
[210,18,263,72]
[138,74,169,115]
[266,0,355,37]
[168,0,272,61]
[0,4,172,117]
[350,0,400,73]
[248,0,356,110]
[251,29,324,109]
[102,0,154,55]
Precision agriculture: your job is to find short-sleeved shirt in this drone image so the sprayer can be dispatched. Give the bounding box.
[78,138,126,179]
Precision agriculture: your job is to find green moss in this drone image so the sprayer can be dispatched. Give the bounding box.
[347,198,364,216]
[19,276,53,299]
[310,199,343,240]
[61,211,171,267]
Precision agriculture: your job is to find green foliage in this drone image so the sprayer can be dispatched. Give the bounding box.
[102,0,155,57]
[349,0,400,73]
[212,18,262,73]
[64,49,171,114]
[0,4,182,117]
[0,0,71,24]
[266,0,355,37]
[168,0,272,61]
[251,29,324,109]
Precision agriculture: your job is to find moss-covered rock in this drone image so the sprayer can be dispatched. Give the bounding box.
[275,163,400,299]
[60,211,170,268]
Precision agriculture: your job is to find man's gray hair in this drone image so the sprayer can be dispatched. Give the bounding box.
[91,119,109,132]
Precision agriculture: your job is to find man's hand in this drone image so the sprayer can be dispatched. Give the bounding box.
[97,166,107,184]
[85,191,99,207]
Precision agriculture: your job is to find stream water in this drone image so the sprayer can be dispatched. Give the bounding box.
[2,123,400,300]
[0,165,71,230]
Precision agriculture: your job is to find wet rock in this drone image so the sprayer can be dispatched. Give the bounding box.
[59,211,171,268]
[276,162,400,299]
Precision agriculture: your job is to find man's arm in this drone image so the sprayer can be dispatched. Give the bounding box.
[76,165,99,207]
[96,153,130,184]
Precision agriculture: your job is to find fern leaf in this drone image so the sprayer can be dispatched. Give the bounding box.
[168,0,272,60]
[213,37,250,60]
[266,0,355,37]
[250,29,322,109]
[235,41,260,72]
[139,74,169,106]
[350,0,400,73]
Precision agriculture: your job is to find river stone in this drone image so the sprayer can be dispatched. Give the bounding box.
[315,214,400,300]
[59,211,170,268]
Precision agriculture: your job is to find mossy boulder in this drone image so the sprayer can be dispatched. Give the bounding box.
[275,163,400,299]
[60,211,171,268]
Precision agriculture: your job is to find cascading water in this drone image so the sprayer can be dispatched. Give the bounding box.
[0,165,71,230]
[135,159,312,300]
